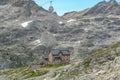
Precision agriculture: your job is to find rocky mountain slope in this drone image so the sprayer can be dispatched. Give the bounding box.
[0,0,62,69]
[0,41,120,80]
[56,42,120,80]
[0,0,120,80]
[61,0,120,58]
[63,0,120,19]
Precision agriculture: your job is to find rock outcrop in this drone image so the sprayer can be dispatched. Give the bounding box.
[0,1,120,80]
[63,0,120,18]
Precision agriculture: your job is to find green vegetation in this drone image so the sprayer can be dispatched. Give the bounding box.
[63,68,79,79]
[83,58,91,68]
[23,69,48,79]
[0,67,48,79]
[59,71,64,77]
[52,72,57,77]
[0,67,25,75]
[42,63,69,68]
[83,42,120,68]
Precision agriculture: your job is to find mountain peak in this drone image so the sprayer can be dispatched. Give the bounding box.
[109,0,117,3]
[81,0,120,16]
[105,0,119,11]
[11,0,35,7]
[0,0,34,6]
[83,0,107,16]
[0,0,48,18]
[109,0,118,5]
[11,0,46,12]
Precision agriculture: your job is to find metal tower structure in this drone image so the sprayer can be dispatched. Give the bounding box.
[48,0,54,13]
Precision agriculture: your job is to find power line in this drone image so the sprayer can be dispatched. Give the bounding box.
[41,1,50,6]
[41,0,55,6]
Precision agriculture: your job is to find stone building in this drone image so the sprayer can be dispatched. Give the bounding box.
[43,49,70,64]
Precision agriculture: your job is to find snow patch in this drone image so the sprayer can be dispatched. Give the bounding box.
[76,41,81,44]
[84,28,89,32]
[32,39,41,45]
[67,19,76,23]
[21,20,33,28]
[59,21,64,25]
[15,20,18,22]
[29,39,42,49]
[53,34,57,36]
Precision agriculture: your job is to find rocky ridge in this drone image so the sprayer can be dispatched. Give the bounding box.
[55,42,120,80]
[63,0,120,19]
[0,0,120,80]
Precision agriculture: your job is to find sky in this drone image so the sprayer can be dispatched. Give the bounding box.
[34,0,120,16]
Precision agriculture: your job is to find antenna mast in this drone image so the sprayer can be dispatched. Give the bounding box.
[50,0,53,6]
[48,0,54,13]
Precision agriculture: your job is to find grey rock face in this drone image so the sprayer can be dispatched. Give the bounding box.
[0,0,11,5]
[0,0,62,69]
[1,0,120,80]
[63,0,120,18]
[0,0,120,76]
[97,0,119,15]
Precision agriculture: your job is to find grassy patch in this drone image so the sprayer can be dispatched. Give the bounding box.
[59,71,64,77]
[0,67,26,75]
[52,72,57,77]
[24,69,48,79]
[0,67,48,79]
[83,42,120,68]
[42,63,69,68]
[66,68,79,79]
